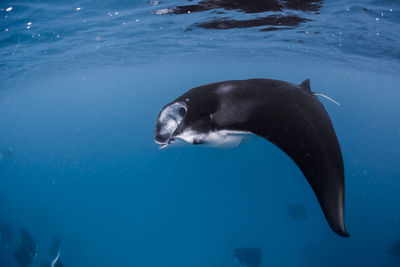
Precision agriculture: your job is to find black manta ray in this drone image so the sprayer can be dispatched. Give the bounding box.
[154,78,349,237]
[233,248,262,267]
[14,227,38,267]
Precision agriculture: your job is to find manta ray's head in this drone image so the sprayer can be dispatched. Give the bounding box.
[154,101,188,148]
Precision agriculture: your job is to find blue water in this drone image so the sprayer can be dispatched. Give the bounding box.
[1,0,400,266]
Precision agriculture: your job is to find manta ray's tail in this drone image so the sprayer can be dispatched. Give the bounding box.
[313,93,341,106]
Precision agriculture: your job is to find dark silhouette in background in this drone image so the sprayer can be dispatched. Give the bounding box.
[1,221,14,247]
[388,240,400,259]
[13,227,37,267]
[233,248,262,267]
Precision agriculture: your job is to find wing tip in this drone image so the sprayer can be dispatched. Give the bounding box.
[334,228,350,238]
[328,215,349,238]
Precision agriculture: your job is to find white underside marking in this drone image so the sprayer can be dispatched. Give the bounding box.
[175,130,253,148]
[51,249,60,267]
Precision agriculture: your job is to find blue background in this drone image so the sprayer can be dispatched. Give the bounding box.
[0,1,399,266]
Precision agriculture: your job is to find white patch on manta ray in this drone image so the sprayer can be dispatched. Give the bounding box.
[217,84,234,94]
[175,129,253,148]
[159,102,186,122]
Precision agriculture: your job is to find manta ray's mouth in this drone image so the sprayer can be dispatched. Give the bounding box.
[157,135,191,149]
[156,137,176,149]
[159,142,169,149]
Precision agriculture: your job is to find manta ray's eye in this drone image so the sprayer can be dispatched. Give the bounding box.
[178,107,186,117]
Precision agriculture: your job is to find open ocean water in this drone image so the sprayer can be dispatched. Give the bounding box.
[0,0,400,266]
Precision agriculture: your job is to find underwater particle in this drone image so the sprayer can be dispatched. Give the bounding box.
[76,7,81,11]
[390,8,393,12]
[136,18,140,22]
[114,11,119,15]
[27,22,32,25]
[375,17,379,21]
[149,1,160,5]
[5,28,8,32]
[6,7,13,12]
